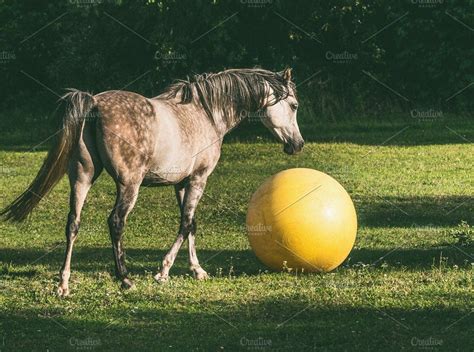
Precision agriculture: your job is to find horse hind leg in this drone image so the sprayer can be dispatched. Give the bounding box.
[108,182,140,289]
[58,126,103,297]
[57,177,92,297]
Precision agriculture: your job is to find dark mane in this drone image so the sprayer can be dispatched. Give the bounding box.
[159,68,295,126]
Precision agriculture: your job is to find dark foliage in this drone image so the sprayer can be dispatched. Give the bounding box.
[0,0,473,129]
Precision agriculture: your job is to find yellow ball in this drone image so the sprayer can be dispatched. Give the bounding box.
[246,168,357,272]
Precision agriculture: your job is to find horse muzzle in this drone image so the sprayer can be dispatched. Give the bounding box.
[283,139,304,155]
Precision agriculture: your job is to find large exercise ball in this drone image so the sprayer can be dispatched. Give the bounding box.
[246,168,357,272]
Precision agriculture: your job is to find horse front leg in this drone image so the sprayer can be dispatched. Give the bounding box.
[188,221,208,280]
[154,176,208,282]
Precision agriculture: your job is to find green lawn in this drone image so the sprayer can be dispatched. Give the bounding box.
[0,120,473,351]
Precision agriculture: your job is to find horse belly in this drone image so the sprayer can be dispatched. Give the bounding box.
[142,164,190,186]
[144,135,194,185]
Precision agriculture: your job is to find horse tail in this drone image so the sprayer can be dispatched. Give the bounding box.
[1,89,96,222]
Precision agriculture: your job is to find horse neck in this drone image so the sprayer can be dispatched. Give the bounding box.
[213,107,247,137]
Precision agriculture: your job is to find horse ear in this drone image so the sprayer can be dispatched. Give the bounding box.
[282,68,292,82]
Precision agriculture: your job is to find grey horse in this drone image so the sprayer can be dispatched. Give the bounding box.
[1,68,304,296]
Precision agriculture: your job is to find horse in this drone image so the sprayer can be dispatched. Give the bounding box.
[1,68,304,297]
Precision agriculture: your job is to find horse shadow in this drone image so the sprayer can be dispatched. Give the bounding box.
[1,194,472,279]
[1,243,472,280]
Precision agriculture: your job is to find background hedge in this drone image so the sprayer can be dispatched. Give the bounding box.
[0,0,472,130]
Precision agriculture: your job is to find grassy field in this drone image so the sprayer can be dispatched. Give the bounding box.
[0,119,473,351]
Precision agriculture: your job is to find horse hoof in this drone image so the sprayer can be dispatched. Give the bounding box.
[154,273,169,284]
[121,278,135,290]
[57,285,70,297]
[195,271,209,281]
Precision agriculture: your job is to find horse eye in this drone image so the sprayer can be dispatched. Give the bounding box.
[290,103,298,111]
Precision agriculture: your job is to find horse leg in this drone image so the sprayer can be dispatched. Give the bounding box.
[154,177,208,282]
[170,182,207,278]
[188,224,208,280]
[184,179,208,279]
[174,181,207,279]
[153,183,187,282]
[57,124,102,297]
[108,182,140,289]
[57,178,92,297]
[175,181,186,217]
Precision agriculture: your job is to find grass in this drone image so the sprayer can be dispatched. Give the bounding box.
[0,118,473,351]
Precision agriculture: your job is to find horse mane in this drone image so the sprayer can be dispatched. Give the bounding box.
[159,68,295,126]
